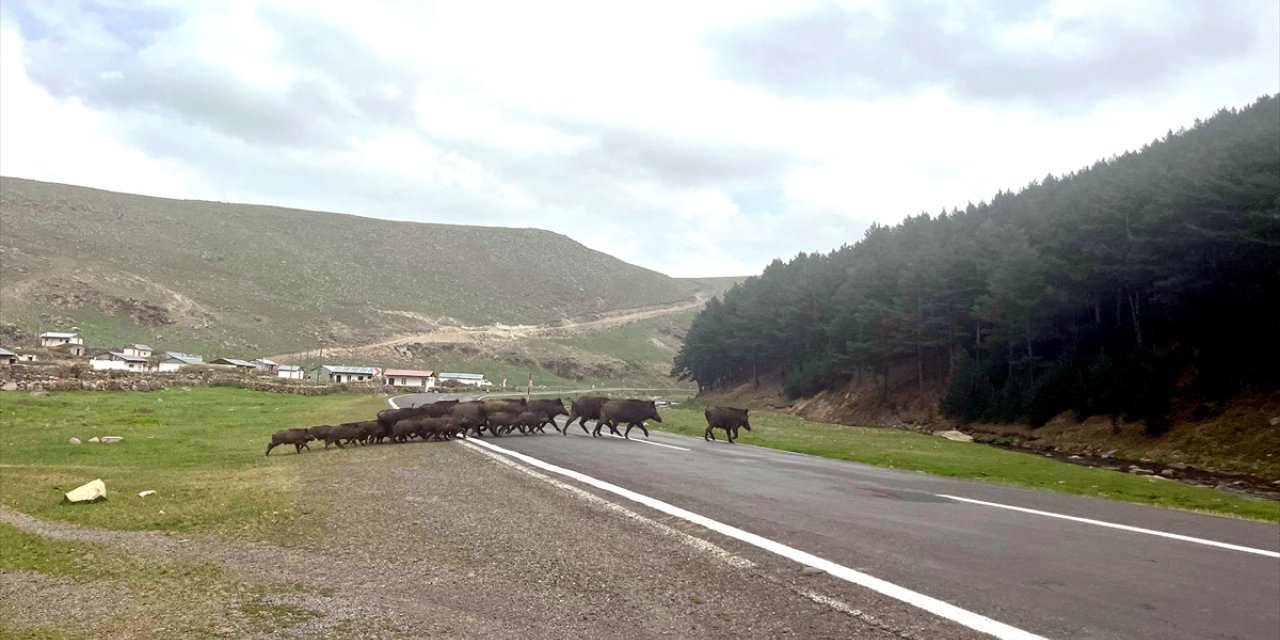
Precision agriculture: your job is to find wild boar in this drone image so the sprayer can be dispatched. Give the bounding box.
[597,399,662,439]
[391,419,423,443]
[417,416,457,440]
[266,428,314,455]
[704,406,751,443]
[527,398,568,433]
[564,396,610,436]
[324,423,364,449]
[306,425,333,441]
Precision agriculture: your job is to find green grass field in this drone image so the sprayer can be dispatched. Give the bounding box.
[657,406,1280,522]
[0,388,384,535]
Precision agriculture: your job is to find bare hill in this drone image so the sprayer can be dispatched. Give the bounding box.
[0,177,712,365]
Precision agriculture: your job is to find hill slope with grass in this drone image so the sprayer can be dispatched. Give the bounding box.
[0,177,729,377]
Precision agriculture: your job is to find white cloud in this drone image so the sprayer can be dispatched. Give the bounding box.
[1,1,1277,278]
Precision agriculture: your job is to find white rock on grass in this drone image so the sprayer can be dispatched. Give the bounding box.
[69,437,81,445]
[100,436,124,444]
[65,479,106,503]
[88,437,101,443]
[936,430,974,442]
[138,490,157,498]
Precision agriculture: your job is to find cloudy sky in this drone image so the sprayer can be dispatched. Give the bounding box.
[2,1,1276,277]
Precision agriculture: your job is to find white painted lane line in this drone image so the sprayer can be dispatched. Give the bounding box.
[606,433,690,451]
[465,437,1046,640]
[938,494,1280,559]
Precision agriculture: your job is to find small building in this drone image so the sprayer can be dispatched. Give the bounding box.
[383,368,436,390]
[251,358,279,373]
[40,331,84,348]
[90,351,150,372]
[157,354,204,372]
[277,365,304,380]
[318,365,378,384]
[437,372,491,388]
[209,357,257,370]
[17,352,39,363]
[122,344,153,358]
[0,347,15,365]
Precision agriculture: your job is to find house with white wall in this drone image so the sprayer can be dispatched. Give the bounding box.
[40,331,83,348]
[277,365,304,380]
[158,354,204,372]
[383,368,436,390]
[90,351,150,372]
[122,344,153,358]
[209,358,256,370]
[252,358,279,373]
[317,365,378,384]
[437,372,492,388]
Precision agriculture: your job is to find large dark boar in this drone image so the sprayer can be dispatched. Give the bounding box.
[485,410,521,436]
[597,399,662,439]
[527,398,568,433]
[324,423,364,449]
[704,406,751,443]
[266,428,314,455]
[306,425,333,441]
[391,419,424,443]
[417,416,458,440]
[564,396,609,436]
[450,401,491,437]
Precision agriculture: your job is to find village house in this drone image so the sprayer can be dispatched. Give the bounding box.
[209,358,257,370]
[157,353,204,372]
[383,368,437,390]
[0,348,15,365]
[39,331,83,348]
[16,352,38,362]
[276,365,304,380]
[251,358,279,373]
[437,372,492,388]
[317,365,378,384]
[122,344,153,358]
[90,351,150,372]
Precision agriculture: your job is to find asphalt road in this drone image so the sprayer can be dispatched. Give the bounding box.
[394,393,1280,640]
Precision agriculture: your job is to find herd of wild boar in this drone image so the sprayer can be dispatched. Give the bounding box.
[265,395,721,455]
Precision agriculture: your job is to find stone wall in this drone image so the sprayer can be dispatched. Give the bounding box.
[0,364,398,396]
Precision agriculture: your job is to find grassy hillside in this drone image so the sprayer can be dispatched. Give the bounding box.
[0,177,710,363]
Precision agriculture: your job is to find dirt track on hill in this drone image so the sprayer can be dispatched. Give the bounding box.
[266,294,707,361]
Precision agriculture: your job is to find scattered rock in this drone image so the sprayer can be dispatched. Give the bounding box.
[64,479,106,503]
[1,381,17,391]
[1101,450,1117,459]
[68,437,81,445]
[1068,455,1082,460]
[1128,466,1154,475]
[800,567,824,576]
[1159,469,1176,478]
[29,389,48,397]
[100,436,124,444]
[1270,417,1280,427]
[936,430,973,442]
[138,490,157,498]
[88,437,101,444]
[1170,463,1189,470]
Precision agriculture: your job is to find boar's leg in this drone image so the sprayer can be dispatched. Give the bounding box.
[704,425,715,441]
[266,442,278,456]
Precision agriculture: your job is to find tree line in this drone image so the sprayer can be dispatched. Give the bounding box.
[673,95,1279,432]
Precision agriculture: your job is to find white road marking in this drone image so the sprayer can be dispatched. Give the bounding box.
[467,442,754,569]
[938,494,1280,559]
[606,432,690,451]
[464,437,1046,640]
